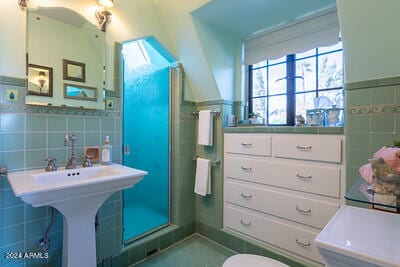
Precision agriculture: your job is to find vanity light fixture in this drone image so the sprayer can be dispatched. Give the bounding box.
[95,0,114,32]
[99,0,114,8]
[18,0,28,10]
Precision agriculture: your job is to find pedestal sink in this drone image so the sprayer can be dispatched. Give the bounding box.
[7,164,147,267]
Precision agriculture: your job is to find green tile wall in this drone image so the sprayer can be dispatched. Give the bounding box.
[1,65,199,267]
[195,101,225,230]
[0,76,122,266]
[346,76,400,191]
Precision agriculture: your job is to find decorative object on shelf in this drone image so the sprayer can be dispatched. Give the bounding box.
[295,114,305,126]
[357,145,400,212]
[63,59,86,82]
[359,146,400,184]
[28,64,53,97]
[325,105,344,126]
[369,158,400,194]
[248,112,264,124]
[84,146,100,163]
[95,0,114,32]
[313,96,332,109]
[305,96,344,127]
[306,109,325,126]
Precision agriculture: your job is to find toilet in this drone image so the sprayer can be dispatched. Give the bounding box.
[223,254,289,267]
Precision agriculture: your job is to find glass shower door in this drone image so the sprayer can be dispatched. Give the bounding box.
[122,40,170,243]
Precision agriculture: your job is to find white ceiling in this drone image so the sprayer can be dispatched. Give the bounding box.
[192,0,337,39]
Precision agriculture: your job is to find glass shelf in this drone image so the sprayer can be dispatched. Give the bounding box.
[345,178,400,212]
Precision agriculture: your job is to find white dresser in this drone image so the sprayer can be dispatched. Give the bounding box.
[223,133,345,265]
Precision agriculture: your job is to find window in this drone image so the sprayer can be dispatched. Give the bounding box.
[248,42,343,126]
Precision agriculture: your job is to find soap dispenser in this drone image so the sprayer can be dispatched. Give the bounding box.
[101,136,112,165]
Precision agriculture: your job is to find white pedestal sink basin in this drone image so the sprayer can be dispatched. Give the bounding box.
[315,205,400,267]
[7,164,147,267]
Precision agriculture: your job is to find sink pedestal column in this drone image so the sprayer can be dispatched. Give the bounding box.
[52,193,113,267]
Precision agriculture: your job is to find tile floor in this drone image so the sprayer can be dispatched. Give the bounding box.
[132,234,236,267]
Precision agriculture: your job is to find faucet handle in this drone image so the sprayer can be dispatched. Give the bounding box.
[45,158,57,172]
[82,154,93,168]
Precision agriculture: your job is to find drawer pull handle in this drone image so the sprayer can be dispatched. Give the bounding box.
[296,206,312,214]
[296,173,312,179]
[240,219,252,226]
[295,239,311,247]
[240,193,252,199]
[241,166,252,171]
[240,142,253,147]
[296,145,312,151]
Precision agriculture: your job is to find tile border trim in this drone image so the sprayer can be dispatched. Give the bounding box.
[0,103,120,117]
[0,76,26,87]
[346,75,400,91]
[348,104,400,115]
[1,75,119,117]
[346,75,400,115]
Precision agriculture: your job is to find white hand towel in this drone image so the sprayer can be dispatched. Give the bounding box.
[194,158,211,196]
[198,110,213,146]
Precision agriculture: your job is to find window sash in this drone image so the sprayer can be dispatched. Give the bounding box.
[249,47,343,126]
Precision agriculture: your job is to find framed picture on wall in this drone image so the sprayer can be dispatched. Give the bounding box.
[27,64,53,97]
[64,83,97,101]
[105,99,114,110]
[63,59,86,82]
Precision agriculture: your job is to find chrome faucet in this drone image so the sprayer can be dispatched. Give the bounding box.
[64,133,78,169]
[45,158,57,172]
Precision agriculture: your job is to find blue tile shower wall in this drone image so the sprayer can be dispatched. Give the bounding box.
[0,78,122,266]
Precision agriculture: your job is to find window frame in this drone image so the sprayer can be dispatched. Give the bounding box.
[248,44,343,126]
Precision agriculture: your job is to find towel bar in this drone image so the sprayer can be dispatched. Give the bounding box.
[193,157,220,165]
[192,109,220,117]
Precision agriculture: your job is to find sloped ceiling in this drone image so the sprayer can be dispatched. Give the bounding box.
[33,7,87,28]
[192,0,337,39]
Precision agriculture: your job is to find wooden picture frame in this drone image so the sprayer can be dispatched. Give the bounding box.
[63,59,85,82]
[27,64,53,97]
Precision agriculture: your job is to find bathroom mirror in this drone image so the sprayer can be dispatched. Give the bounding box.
[26,7,106,109]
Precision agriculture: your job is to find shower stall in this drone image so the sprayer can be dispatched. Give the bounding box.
[122,38,176,243]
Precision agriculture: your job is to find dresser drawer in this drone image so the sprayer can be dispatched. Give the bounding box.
[225,180,339,229]
[224,205,323,263]
[273,135,343,163]
[224,134,271,156]
[225,156,341,198]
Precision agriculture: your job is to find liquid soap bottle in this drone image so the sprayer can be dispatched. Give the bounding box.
[101,136,112,165]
